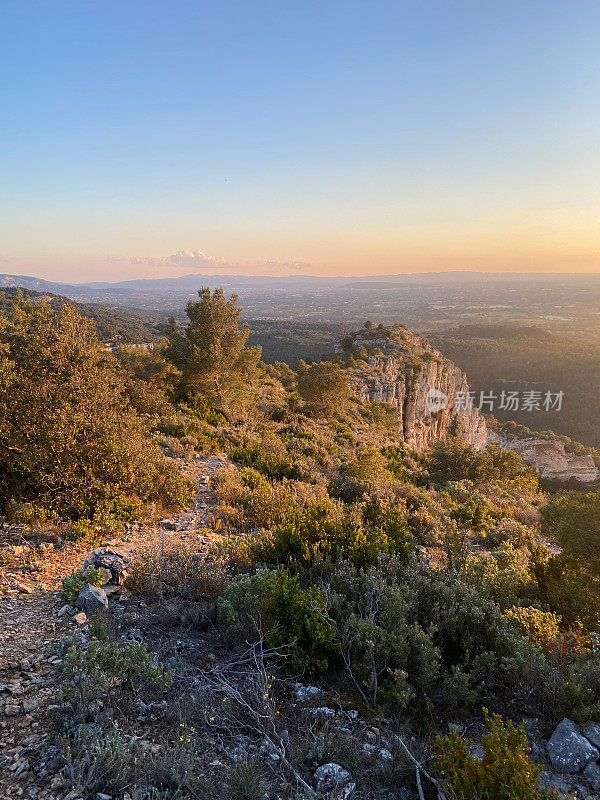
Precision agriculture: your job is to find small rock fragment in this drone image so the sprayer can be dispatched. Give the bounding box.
[294,683,322,701]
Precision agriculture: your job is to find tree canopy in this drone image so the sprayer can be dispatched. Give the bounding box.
[296,360,352,416]
[164,287,261,415]
[0,294,194,522]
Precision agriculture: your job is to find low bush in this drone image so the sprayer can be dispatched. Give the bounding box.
[212,467,327,530]
[60,566,104,604]
[324,558,544,712]
[435,710,557,800]
[249,500,415,570]
[229,442,314,483]
[127,541,231,602]
[218,567,339,673]
[64,726,206,800]
[59,638,173,720]
[463,542,537,608]
[503,606,562,652]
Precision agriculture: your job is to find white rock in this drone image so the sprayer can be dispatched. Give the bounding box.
[294,683,322,701]
[308,707,336,719]
[314,763,352,792]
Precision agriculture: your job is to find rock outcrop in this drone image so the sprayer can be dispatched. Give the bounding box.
[488,432,599,483]
[547,718,600,774]
[76,583,109,613]
[341,326,487,451]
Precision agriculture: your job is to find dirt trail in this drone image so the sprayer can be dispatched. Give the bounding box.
[0,453,228,800]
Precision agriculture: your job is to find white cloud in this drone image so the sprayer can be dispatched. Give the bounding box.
[129,250,312,275]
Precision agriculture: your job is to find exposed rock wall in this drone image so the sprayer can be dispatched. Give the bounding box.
[345,333,487,451]
[488,432,599,483]
[342,326,598,482]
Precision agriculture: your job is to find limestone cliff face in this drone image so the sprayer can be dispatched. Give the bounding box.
[339,325,597,481]
[488,432,599,483]
[341,327,487,451]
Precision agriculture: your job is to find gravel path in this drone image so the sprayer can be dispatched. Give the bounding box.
[0,453,228,800]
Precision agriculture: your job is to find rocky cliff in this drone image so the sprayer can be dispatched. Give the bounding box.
[488,431,599,483]
[339,325,487,451]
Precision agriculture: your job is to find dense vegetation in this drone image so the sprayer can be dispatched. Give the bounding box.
[5,289,600,798]
[0,292,194,532]
[432,324,600,449]
[0,287,166,343]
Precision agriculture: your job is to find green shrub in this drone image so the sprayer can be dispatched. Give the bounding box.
[503,606,561,652]
[218,567,339,673]
[435,710,557,800]
[59,638,173,718]
[382,445,412,482]
[249,500,415,570]
[463,543,536,608]
[212,467,327,530]
[559,651,600,722]
[183,396,228,427]
[64,727,205,800]
[226,761,265,800]
[541,491,600,568]
[532,550,600,628]
[229,442,314,483]
[65,728,135,797]
[296,360,352,417]
[333,448,394,501]
[60,566,104,604]
[325,558,542,711]
[6,500,60,528]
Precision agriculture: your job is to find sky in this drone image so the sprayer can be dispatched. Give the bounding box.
[1,0,599,282]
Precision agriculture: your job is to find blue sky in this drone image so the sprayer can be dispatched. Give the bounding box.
[1,0,599,280]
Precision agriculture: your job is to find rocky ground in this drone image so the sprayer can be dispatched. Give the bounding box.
[0,453,228,800]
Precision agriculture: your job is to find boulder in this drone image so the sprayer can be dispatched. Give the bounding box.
[583,721,600,750]
[84,548,129,584]
[547,718,599,773]
[583,762,600,792]
[314,763,352,793]
[76,584,108,614]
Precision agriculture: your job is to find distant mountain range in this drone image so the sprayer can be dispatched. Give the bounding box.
[2,270,599,297]
[2,271,600,328]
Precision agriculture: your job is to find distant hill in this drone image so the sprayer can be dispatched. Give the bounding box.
[0,287,165,344]
[0,274,83,294]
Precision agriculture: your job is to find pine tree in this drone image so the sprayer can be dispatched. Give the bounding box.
[164,287,261,415]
